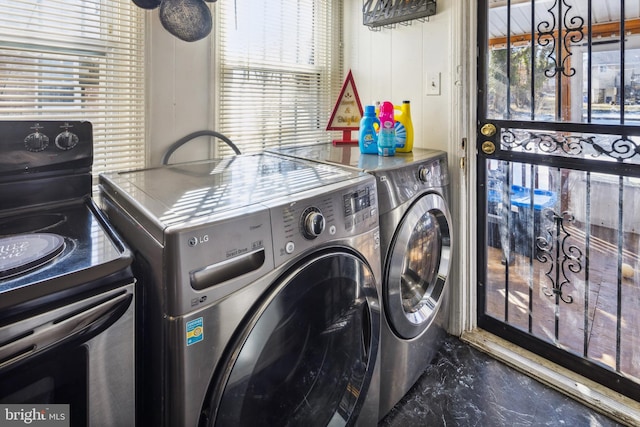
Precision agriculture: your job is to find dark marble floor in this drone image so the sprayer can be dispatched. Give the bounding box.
[379,335,624,427]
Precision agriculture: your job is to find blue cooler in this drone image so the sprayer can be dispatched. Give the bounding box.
[487,184,558,259]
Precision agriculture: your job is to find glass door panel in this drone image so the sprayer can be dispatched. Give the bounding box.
[484,161,640,381]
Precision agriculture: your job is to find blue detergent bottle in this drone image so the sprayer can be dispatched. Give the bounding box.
[358,105,380,154]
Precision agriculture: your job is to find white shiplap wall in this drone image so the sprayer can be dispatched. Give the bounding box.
[343,0,454,153]
[147,2,457,163]
[148,12,214,166]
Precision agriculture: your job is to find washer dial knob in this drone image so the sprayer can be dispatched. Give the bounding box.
[301,207,325,239]
[418,165,432,183]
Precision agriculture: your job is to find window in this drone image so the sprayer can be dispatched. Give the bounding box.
[572,35,640,124]
[216,0,343,155]
[0,0,146,176]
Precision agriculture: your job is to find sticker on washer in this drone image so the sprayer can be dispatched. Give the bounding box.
[186,317,204,346]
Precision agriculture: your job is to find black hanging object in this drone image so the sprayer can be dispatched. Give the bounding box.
[132,0,161,9]
[159,0,212,42]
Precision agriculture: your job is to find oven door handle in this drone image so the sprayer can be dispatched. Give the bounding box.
[0,290,132,368]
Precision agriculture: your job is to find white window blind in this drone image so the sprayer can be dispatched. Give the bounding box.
[0,0,146,176]
[217,0,343,156]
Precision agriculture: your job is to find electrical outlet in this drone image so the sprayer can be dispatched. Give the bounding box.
[426,72,441,96]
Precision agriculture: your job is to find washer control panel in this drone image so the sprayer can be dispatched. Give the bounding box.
[342,185,376,229]
[269,179,378,266]
[373,156,449,215]
[0,120,93,176]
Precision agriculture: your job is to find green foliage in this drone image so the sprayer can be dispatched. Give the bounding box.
[487,43,555,120]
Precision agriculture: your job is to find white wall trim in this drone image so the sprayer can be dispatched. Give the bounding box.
[450,0,479,335]
[467,0,479,333]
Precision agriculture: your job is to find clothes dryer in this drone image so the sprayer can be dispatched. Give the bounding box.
[268,145,453,419]
[99,153,382,427]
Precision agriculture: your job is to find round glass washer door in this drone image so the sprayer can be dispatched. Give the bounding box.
[209,251,380,427]
[385,192,452,340]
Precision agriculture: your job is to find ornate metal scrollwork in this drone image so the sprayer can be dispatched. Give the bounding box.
[591,137,640,160]
[536,209,582,304]
[500,129,640,162]
[537,0,584,78]
[501,130,590,155]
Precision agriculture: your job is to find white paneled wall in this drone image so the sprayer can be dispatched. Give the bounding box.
[148,2,456,164]
[344,0,454,153]
[148,12,214,166]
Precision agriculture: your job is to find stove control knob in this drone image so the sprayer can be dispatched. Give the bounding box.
[418,166,432,183]
[55,130,79,150]
[24,132,50,152]
[301,207,325,239]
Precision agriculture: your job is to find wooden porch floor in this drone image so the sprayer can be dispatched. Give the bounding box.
[484,225,640,384]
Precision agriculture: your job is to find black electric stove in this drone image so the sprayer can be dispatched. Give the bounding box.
[0,121,136,425]
[0,120,133,322]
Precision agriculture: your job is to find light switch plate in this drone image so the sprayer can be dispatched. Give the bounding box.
[426,72,441,96]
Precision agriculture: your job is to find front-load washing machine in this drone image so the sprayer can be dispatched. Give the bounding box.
[268,145,453,419]
[98,153,382,427]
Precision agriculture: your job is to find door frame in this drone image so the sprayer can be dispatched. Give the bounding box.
[449,0,478,336]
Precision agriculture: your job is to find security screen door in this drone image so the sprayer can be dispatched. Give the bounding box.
[477,0,640,400]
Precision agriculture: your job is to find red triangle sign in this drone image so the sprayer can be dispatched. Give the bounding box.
[326,70,363,145]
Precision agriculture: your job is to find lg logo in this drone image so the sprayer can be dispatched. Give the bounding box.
[188,235,209,247]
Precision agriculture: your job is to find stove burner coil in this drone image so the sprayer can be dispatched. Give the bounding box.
[0,233,65,279]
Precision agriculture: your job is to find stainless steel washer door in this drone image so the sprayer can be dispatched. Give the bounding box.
[385,192,452,340]
[205,251,380,427]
